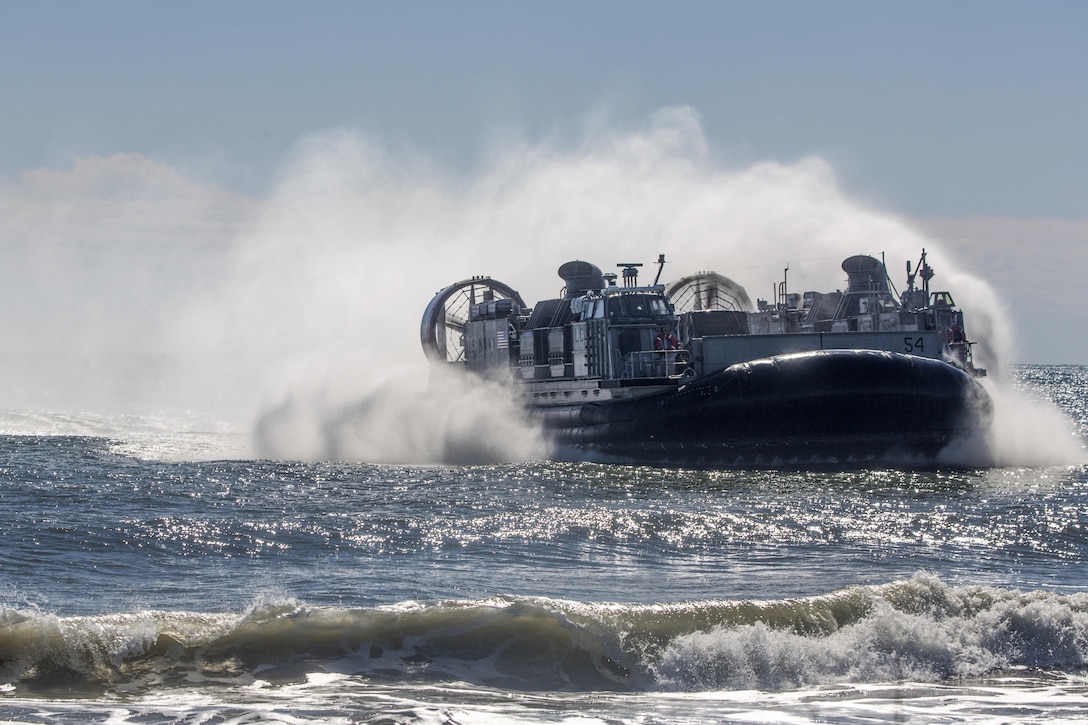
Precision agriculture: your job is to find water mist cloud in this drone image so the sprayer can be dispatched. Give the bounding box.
[253,363,544,465]
[191,107,1084,465]
[1,107,1082,465]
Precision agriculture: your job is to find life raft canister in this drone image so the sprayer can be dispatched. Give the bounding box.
[655,331,680,350]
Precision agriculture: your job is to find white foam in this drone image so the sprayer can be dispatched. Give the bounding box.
[651,575,1088,691]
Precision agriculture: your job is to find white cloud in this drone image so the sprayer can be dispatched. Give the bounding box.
[0,154,256,411]
[1,153,255,247]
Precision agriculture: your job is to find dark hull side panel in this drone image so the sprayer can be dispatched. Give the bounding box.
[534,350,992,466]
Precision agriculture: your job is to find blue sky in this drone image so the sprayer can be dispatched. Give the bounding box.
[5,1,1085,215]
[1,0,1086,403]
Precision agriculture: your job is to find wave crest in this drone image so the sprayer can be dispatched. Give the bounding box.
[3,574,1087,695]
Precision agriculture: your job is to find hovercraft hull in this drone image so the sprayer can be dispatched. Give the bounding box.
[539,350,991,467]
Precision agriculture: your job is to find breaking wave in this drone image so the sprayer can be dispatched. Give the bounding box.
[4,573,1086,696]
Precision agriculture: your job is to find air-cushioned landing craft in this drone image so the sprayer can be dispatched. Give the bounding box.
[421,251,992,466]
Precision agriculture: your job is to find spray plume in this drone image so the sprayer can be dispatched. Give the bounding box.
[1,108,1082,465]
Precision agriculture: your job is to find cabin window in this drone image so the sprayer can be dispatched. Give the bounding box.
[648,297,671,316]
[606,294,673,318]
[931,292,955,308]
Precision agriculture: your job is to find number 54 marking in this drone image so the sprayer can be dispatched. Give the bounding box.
[903,337,925,353]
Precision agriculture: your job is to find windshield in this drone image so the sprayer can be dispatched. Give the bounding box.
[606,293,673,318]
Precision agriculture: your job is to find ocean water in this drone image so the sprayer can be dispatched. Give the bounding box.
[2,365,1087,724]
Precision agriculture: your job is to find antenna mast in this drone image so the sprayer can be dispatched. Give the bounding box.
[653,254,666,286]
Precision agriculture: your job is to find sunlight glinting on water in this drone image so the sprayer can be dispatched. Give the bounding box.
[2,367,1087,722]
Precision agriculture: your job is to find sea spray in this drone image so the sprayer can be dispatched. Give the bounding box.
[1,108,1079,465]
[940,378,1086,467]
[253,361,545,464]
[238,112,1070,463]
[225,111,1071,465]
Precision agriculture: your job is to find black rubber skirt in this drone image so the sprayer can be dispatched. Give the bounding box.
[540,350,992,467]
